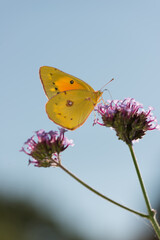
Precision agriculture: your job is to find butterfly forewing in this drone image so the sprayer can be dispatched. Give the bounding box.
[39,66,95,99]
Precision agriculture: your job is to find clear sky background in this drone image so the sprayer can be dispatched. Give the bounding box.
[1,1,160,239]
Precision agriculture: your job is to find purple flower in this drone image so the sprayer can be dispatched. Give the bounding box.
[95,98,159,145]
[20,128,74,167]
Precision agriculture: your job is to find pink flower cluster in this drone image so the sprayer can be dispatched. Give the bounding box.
[95,98,159,144]
[21,128,74,167]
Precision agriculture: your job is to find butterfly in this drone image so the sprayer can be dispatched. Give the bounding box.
[39,66,103,130]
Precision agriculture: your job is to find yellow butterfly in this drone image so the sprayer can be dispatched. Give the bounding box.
[39,66,103,130]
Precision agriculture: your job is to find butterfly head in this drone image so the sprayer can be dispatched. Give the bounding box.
[94,90,103,103]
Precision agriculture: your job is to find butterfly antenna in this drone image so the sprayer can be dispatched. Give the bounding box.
[100,78,114,91]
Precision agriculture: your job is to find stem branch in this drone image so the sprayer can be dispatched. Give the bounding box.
[54,157,149,219]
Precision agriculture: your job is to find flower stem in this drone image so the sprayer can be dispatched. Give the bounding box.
[128,144,160,239]
[128,144,152,214]
[54,157,149,218]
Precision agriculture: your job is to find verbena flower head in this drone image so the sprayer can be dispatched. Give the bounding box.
[95,98,159,145]
[20,128,74,167]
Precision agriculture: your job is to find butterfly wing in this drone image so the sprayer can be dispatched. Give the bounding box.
[39,66,95,99]
[46,89,102,130]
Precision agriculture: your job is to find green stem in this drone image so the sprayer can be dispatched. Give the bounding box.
[150,215,160,239]
[128,144,160,239]
[128,144,152,214]
[54,157,149,219]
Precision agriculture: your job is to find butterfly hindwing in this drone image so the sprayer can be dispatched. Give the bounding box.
[46,89,101,130]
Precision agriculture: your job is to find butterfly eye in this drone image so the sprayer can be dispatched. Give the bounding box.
[70,80,74,84]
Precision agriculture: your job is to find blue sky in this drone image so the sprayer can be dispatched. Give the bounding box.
[1,1,160,239]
